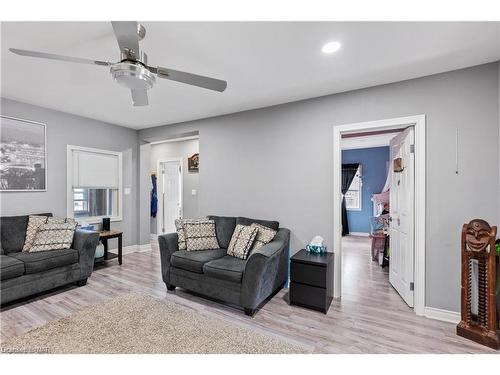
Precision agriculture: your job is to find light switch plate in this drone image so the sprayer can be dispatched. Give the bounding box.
[124,187,131,195]
[191,189,197,196]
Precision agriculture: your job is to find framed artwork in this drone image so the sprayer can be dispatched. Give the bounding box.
[0,115,47,191]
[188,153,199,173]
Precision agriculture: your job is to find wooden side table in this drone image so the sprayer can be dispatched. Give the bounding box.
[289,249,334,313]
[98,230,123,265]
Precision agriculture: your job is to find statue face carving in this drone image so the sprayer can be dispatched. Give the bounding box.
[465,219,493,252]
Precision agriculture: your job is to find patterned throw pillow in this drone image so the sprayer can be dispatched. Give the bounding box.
[23,215,49,252]
[250,223,277,252]
[47,217,77,226]
[184,220,219,251]
[30,221,78,252]
[175,218,207,250]
[227,224,259,260]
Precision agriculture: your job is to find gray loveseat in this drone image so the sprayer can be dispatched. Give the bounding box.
[0,213,99,305]
[158,215,290,316]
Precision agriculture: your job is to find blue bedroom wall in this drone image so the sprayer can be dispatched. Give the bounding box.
[342,146,390,234]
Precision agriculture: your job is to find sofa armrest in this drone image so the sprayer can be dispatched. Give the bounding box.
[241,228,290,309]
[158,232,179,284]
[72,230,99,279]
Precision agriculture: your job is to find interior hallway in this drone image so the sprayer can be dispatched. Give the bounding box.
[1,236,496,353]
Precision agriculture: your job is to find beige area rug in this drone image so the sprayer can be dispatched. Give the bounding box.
[1,293,308,354]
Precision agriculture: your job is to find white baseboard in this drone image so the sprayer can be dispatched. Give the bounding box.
[424,306,460,324]
[121,245,140,255]
[348,232,370,237]
[150,234,158,240]
[114,244,152,255]
[138,243,153,252]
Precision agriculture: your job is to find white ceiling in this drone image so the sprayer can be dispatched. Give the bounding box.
[1,22,499,129]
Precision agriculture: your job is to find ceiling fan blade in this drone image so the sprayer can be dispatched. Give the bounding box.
[152,66,227,92]
[131,89,148,106]
[9,48,110,66]
[111,21,140,59]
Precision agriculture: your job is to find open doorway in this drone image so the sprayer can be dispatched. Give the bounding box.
[157,158,183,235]
[333,115,426,316]
[150,136,199,239]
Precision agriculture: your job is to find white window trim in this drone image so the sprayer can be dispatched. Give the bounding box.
[66,145,123,224]
[345,165,362,211]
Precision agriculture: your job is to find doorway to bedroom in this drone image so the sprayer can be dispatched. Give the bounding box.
[333,115,425,315]
[341,133,398,305]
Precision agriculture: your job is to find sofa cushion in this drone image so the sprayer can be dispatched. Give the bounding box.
[10,248,78,274]
[203,256,247,283]
[208,216,236,249]
[184,220,220,251]
[227,224,259,260]
[236,217,279,231]
[0,213,52,254]
[0,255,25,280]
[170,249,227,274]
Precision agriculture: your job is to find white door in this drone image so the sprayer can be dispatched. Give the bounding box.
[389,127,415,307]
[159,160,182,235]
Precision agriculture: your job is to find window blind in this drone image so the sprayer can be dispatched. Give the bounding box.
[72,150,120,189]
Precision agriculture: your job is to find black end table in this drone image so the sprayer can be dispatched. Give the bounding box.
[98,230,123,265]
[289,249,334,314]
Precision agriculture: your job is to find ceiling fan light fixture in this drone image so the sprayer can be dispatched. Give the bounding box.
[110,62,156,90]
[9,21,228,107]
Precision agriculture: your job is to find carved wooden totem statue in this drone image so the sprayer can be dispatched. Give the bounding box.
[456,219,499,349]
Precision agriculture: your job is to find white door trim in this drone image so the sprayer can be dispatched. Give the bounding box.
[156,157,183,236]
[333,114,426,316]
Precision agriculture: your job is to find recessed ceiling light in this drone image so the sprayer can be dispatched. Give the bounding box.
[322,41,341,54]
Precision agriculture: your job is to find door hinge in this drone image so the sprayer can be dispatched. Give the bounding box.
[410,282,414,291]
[410,144,415,153]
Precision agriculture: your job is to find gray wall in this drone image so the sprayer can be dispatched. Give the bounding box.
[1,98,139,247]
[150,139,200,234]
[138,62,500,312]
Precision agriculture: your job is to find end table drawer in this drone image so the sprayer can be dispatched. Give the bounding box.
[290,282,327,312]
[290,262,326,288]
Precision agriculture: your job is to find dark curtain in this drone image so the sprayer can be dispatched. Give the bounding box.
[341,163,359,236]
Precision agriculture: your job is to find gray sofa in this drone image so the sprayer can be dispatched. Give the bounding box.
[159,215,290,316]
[0,213,99,305]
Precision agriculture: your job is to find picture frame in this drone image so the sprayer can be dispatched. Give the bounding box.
[0,115,47,191]
[188,153,199,173]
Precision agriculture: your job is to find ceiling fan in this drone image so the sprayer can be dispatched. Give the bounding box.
[9,21,228,106]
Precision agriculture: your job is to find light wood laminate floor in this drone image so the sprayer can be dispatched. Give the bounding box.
[1,236,497,353]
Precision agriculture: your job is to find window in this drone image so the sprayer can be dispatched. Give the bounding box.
[72,188,118,218]
[67,145,122,223]
[345,165,362,211]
